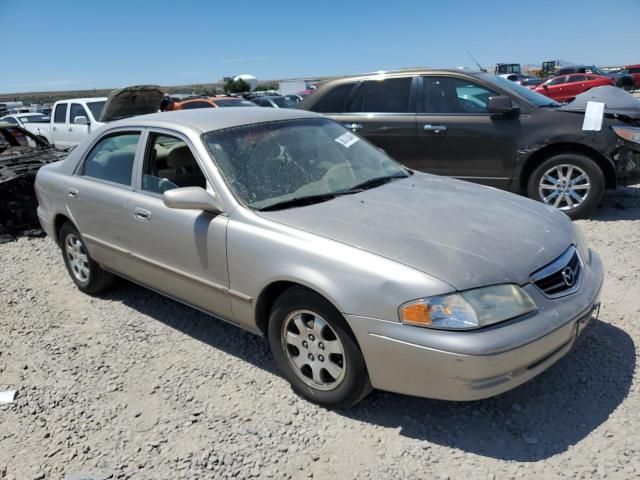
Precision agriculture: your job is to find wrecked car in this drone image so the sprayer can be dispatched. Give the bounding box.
[300,69,640,218]
[35,108,603,407]
[0,123,66,239]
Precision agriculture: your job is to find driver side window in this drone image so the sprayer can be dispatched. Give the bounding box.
[423,77,499,114]
[141,133,206,195]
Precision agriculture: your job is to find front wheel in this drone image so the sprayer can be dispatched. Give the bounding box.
[268,287,371,408]
[526,153,605,219]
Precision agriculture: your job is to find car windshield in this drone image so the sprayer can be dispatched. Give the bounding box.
[86,101,106,120]
[478,73,561,107]
[214,99,255,107]
[590,66,606,76]
[203,117,409,210]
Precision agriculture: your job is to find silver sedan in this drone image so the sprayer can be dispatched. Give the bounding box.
[35,107,603,407]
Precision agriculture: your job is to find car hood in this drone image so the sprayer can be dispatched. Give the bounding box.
[560,86,640,121]
[99,85,165,122]
[257,173,574,291]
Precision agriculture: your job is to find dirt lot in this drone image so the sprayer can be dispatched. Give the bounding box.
[1,186,639,480]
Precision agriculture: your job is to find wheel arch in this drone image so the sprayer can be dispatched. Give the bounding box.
[519,142,616,192]
[52,213,75,246]
[254,280,346,339]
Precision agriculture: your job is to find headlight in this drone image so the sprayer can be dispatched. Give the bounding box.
[612,126,640,145]
[399,284,536,330]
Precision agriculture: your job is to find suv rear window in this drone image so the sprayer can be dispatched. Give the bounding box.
[308,83,355,113]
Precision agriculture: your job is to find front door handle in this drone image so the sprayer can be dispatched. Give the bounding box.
[133,207,152,221]
[67,187,79,198]
[423,124,447,133]
[343,123,363,131]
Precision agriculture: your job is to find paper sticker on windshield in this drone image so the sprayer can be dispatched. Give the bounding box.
[335,132,359,148]
[582,101,604,131]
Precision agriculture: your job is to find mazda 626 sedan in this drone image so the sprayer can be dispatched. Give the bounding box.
[35,107,603,407]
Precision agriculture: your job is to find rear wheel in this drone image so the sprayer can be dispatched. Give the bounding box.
[526,153,605,219]
[268,287,371,408]
[59,222,115,294]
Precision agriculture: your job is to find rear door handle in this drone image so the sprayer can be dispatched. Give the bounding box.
[343,123,363,131]
[133,207,152,221]
[423,124,447,133]
[67,187,79,198]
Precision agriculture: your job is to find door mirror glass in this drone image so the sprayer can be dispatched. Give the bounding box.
[73,115,89,125]
[487,95,519,115]
[163,186,222,214]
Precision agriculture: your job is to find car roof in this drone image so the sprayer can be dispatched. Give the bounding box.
[56,97,108,103]
[108,107,321,133]
[324,68,484,84]
[11,112,47,118]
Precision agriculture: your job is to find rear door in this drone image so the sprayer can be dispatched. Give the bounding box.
[334,76,418,165]
[66,129,142,274]
[51,102,69,148]
[67,103,90,145]
[414,75,520,188]
[566,75,587,98]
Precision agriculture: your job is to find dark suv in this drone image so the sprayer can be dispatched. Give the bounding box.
[299,69,640,218]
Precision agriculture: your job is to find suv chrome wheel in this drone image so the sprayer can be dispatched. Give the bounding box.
[65,233,90,283]
[281,309,346,391]
[538,164,591,211]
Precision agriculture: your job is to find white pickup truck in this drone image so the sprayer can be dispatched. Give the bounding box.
[24,85,165,149]
[25,98,107,149]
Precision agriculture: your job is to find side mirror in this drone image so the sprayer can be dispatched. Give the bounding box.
[73,115,89,125]
[487,95,519,115]
[163,186,223,214]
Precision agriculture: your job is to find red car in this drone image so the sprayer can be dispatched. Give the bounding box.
[534,74,615,102]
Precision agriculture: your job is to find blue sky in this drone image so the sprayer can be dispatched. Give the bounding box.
[1,0,639,93]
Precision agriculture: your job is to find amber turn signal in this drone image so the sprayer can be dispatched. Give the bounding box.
[400,302,432,326]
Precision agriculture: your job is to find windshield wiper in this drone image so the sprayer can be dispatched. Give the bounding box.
[343,173,410,192]
[257,191,361,212]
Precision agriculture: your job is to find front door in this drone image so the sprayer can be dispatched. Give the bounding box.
[413,76,520,189]
[67,103,90,145]
[126,130,232,319]
[332,76,418,165]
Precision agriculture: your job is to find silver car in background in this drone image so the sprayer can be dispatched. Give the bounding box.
[35,108,603,407]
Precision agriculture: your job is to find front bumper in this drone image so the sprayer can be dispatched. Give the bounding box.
[346,251,604,401]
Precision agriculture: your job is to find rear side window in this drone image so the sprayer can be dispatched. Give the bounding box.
[70,103,87,123]
[629,67,640,74]
[349,77,412,113]
[181,101,214,110]
[568,75,587,82]
[53,103,67,123]
[309,83,355,113]
[82,132,140,186]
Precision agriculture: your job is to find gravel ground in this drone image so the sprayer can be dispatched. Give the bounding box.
[1,186,639,480]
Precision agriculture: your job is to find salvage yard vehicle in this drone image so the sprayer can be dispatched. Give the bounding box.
[0,123,66,237]
[35,108,603,407]
[251,95,299,109]
[1,112,49,128]
[556,65,634,91]
[167,96,255,110]
[24,85,165,149]
[534,74,614,102]
[300,69,640,218]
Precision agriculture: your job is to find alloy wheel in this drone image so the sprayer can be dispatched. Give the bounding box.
[538,164,591,211]
[281,309,346,391]
[65,233,90,283]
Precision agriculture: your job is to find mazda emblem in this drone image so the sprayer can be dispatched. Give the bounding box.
[561,267,575,287]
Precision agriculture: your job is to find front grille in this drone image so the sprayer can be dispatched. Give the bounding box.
[531,246,582,298]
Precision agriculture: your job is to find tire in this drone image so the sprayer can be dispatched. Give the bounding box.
[526,153,605,219]
[268,287,371,408]
[59,222,115,294]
